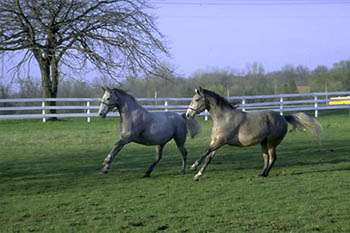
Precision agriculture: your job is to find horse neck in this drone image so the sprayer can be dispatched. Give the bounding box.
[206,96,241,121]
[117,95,148,119]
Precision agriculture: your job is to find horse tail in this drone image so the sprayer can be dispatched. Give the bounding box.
[181,113,201,138]
[284,112,321,139]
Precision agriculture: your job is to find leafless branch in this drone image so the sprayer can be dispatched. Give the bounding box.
[0,0,168,88]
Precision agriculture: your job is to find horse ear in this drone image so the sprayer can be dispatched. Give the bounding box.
[106,87,112,92]
[101,86,106,92]
[195,88,200,95]
[195,86,203,95]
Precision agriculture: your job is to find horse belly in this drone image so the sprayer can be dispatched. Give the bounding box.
[235,129,267,147]
[235,121,287,147]
[137,125,174,145]
[237,135,263,146]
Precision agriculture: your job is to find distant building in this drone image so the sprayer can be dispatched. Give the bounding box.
[297,85,310,93]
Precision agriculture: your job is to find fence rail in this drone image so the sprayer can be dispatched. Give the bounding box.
[1,91,350,122]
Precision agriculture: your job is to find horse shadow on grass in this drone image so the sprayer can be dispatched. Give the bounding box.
[1,139,349,195]
[211,139,350,175]
[0,145,196,195]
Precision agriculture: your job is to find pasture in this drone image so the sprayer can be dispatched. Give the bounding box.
[0,113,349,232]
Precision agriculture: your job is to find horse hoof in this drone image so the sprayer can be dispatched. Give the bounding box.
[101,169,108,174]
[258,173,267,177]
[101,166,110,174]
[193,173,202,181]
[143,173,151,178]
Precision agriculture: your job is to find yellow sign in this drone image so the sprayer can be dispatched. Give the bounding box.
[329,96,350,105]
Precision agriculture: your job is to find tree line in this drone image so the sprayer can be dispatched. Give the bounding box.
[1,60,350,99]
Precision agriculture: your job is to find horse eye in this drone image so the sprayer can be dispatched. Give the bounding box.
[107,98,110,101]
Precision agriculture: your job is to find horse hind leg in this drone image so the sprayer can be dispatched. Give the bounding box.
[144,144,164,177]
[264,146,277,177]
[258,142,269,177]
[177,144,188,175]
[174,135,188,175]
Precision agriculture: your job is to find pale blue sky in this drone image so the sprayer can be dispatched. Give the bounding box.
[153,1,350,75]
[2,1,350,80]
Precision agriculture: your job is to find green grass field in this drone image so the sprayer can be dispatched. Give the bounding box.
[0,113,349,233]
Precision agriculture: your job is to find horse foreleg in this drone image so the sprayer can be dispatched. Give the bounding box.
[144,144,164,177]
[190,148,212,171]
[193,150,217,181]
[191,139,222,171]
[102,139,128,174]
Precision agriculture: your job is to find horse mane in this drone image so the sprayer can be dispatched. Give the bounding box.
[112,88,137,102]
[202,88,237,109]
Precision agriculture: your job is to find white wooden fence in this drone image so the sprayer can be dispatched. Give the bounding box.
[1,91,350,122]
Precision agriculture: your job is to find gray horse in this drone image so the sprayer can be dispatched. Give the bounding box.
[186,87,321,181]
[98,87,200,177]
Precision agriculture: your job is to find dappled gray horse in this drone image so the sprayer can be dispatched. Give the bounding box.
[186,87,321,181]
[98,87,200,176]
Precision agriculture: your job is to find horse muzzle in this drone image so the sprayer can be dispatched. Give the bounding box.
[99,111,107,118]
[185,109,195,119]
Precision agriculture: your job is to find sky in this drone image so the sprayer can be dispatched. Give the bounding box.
[1,0,350,81]
[151,0,350,75]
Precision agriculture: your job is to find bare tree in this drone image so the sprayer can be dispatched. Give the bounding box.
[0,0,167,113]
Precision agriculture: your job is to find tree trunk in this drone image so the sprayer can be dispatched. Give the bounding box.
[39,58,59,120]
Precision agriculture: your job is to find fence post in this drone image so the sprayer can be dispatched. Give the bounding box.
[87,101,91,123]
[204,109,208,121]
[279,97,283,116]
[314,96,318,118]
[164,101,168,112]
[42,101,46,123]
[242,98,246,112]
